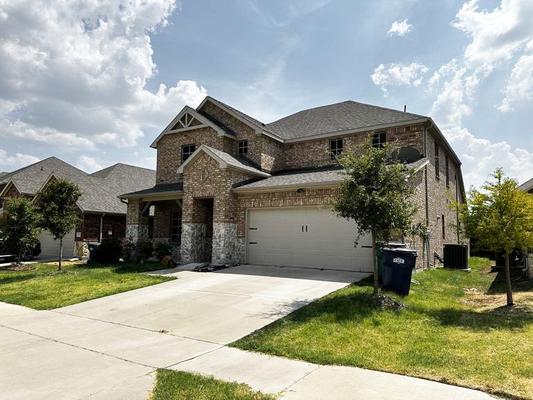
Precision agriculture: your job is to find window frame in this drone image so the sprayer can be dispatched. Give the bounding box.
[372,132,387,148]
[238,140,248,155]
[181,144,196,162]
[329,138,343,160]
[170,210,182,243]
[442,214,446,240]
[445,156,450,188]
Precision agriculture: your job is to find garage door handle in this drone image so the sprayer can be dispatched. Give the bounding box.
[361,245,372,248]
[249,227,258,230]
[301,226,304,232]
[306,225,308,232]
[249,242,258,245]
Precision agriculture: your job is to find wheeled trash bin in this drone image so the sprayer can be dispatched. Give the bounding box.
[381,248,418,296]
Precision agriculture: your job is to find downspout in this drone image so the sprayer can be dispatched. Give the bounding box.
[424,123,431,269]
[456,170,460,244]
[99,213,106,242]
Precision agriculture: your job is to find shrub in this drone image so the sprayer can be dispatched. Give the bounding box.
[154,241,173,261]
[137,240,154,261]
[122,241,136,262]
[97,236,122,264]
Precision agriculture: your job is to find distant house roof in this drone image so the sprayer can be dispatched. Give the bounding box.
[1,158,155,215]
[266,101,427,141]
[519,177,533,193]
[0,157,87,195]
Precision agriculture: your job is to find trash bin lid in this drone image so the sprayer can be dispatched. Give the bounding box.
[385,242,408,248]
[382,247,418,256]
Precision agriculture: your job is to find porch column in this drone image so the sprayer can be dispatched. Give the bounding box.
[125,199,149,243]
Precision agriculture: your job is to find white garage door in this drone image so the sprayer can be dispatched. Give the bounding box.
[247,208,373,272]
[39,230,76,258]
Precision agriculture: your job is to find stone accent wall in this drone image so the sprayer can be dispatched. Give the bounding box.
[181,222,208,263]
[211,222,238,266]
[125,199,150,243]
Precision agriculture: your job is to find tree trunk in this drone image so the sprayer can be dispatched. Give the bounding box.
[372,231,378,296]
[504,251,514,306]
[58,237,63,272]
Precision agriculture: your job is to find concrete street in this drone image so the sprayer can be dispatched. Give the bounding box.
[0,265,496,399]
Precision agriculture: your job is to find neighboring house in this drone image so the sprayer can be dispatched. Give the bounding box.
[0,157,155,258]
[121,96,465,271]
[519,177,533,194]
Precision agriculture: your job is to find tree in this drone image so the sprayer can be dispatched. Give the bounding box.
[1,197,41,263]
[333,137,418,295]
[36,179,82,271]
[460,168,533,306]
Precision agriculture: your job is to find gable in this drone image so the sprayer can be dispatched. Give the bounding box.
[151,106,233,148]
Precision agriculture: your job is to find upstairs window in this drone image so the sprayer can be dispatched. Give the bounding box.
[238,140,248,155]
[181,144,196,162]
[330,139,343,160]
[435,142,440,180]
[372,132,386,148]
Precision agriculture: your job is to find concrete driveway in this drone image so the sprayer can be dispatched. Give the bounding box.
[0,265,365,399]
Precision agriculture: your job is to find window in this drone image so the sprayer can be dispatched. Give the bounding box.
[372,132,386,148]
[181,144,196,162]
[238,140,248,155]
[445,156,450,187]
[330,139,343,160]
[170,210,182,243]
[434,142,440,179]
[442,214,446,239]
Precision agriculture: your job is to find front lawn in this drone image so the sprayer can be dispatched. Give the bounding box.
[150,369,275,400]
[232,258,533,399]
[0,261,173,310]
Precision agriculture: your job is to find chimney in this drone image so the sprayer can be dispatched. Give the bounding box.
[403,105,407,112]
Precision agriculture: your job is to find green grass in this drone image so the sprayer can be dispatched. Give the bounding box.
[150,369,276,400]
[0,261,174,310]
[232,258,533,400]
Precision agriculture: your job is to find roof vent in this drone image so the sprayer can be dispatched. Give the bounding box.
[403,105,407,112]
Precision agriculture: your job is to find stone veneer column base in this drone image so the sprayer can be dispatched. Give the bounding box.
[126,224,148,243]
[212,223,244,266]
[181,223,207,263]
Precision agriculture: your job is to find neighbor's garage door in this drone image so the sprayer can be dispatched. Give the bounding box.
[247,208,373,272]
[39,230,76,258]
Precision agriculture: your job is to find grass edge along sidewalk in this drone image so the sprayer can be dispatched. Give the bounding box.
[232,258,533,400]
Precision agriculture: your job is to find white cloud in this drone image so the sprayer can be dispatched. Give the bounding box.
[498,53,533,111]
[371,62,428,96]
[387,19,413,37]
[76,155,103,174]
[443,126,533,189]
[0,149,40,169]
[452,0,533,72]
[0,0,207,152]
[428,60,472,128]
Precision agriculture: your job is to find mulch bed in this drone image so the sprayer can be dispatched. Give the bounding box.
[0,263,37,272]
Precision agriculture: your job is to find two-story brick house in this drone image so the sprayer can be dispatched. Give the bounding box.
[121,96,465,271]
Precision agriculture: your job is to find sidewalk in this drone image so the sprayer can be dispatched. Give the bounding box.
[170,347,496,400]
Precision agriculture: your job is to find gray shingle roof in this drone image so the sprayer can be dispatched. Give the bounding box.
[519,177,533,193]
[1,158,155,215]
[203,96,269,133]
[266,101,427,140]
[0,157,87,194]
[120,183,183,199]
[234,159,429,192]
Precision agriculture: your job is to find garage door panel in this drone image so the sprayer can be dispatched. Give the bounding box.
[247,208,372,272]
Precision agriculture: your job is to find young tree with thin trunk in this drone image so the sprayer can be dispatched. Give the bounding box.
[333,137,418,295]
[36,179,82,271]
[460,168,533,306]
[2,197,41,263]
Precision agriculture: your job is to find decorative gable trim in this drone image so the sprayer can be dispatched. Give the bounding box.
[31,173,85,212]
[0,179,22,198]
[177,145,270,178]
[150,106,233,148]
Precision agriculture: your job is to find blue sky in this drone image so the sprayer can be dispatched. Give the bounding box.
[0,0,532,189]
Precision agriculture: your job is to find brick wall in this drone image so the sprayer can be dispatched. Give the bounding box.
[181,153,250,224]
[283,124,425,169]
[153,200,181,239]
[156,126,226,184]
